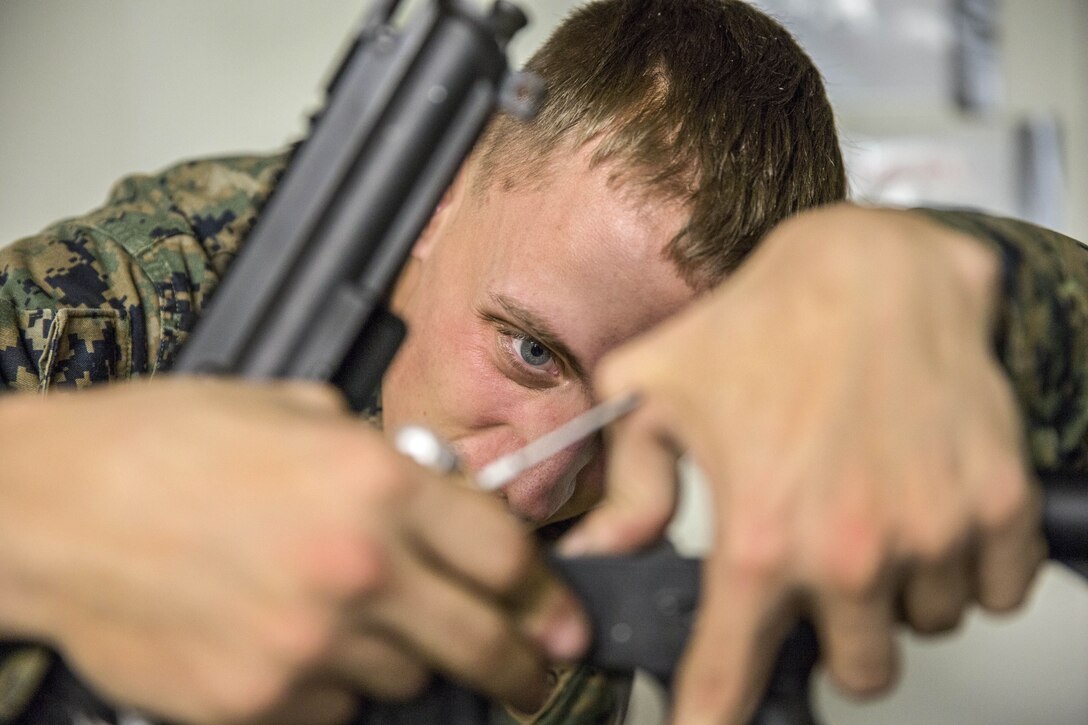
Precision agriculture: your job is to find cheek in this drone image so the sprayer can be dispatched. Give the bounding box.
[454,336,539,415]
[383,312,490,425]
[385,321,533,440]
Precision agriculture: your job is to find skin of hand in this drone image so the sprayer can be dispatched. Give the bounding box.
[561,204,1048,724]
[0,379,588,724]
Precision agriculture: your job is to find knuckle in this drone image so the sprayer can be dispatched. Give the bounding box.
[360,454,421,508]
[335,533,390,599]
[980,582,1031,613]
[978,539,1044,614]
[830,658,896,699]
[206,668,291,722]
[978,460,1032,532]
[724,526,790,584]
[379,665,432,701]
[594,349,634,394]
[298,526,390,601]
[458,616,512,676]
[488,535,535,592]
[910,605,963,635]
[596,344,670,398]
[906,515,964,563]
[320,427,422,508]
[683,666,745,717]
[818,521,888,595]
[281,380,345,410]
[257,605,336,672]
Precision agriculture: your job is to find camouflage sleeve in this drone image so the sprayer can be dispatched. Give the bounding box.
[491,664,629,725]
[918,209,1088,475]
[0,151,288,722]
[0,152,287,393]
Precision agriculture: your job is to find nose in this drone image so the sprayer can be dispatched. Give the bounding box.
[454,405,598,524]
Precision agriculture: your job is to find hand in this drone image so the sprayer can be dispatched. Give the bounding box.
[0,379,587,724]
[562,204,1047,723]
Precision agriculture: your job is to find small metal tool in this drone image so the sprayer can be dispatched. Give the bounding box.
[392,424,461,475]
[475,392,640,490]
[393,392,641,490]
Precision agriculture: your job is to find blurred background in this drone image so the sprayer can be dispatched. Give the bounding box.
[1,1,1086,723]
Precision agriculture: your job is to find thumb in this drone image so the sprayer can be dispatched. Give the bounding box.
[559,400,681,556]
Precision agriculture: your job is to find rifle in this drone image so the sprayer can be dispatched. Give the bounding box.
[171,1,1088,723]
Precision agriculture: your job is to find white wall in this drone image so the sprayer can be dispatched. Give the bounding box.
[0,0,358,243]
[1003,0,1088,239]
[1,1,1085,724]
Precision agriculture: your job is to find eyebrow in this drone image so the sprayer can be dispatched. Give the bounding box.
[490,292,591,384]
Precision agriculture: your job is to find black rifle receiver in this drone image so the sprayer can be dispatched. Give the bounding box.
[174,0,540,409]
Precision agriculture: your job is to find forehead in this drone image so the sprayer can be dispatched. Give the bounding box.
[459,144,696,363]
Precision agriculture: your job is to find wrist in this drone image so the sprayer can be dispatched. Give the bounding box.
[762,203,1001,333]
[0,394,67,642]
[907,209,1002,332]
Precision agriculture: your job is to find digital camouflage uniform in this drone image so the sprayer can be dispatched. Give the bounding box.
[0,153,289,391]
[0,155,1085,723]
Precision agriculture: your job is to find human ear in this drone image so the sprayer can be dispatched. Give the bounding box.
[411,160,470,261]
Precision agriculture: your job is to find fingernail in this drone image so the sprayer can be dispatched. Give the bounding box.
[556,529,596,557]
[542,609,589,661]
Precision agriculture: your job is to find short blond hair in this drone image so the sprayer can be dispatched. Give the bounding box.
[477,0,846,289]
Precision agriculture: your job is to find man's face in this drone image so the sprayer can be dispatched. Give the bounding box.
[383,143,696,526]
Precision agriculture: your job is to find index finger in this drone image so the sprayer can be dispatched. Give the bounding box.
[405,473,590,662]
[673,548,796,725]
[558,401,682,556]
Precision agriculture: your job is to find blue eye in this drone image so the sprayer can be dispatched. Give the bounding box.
[515,336,553,367]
